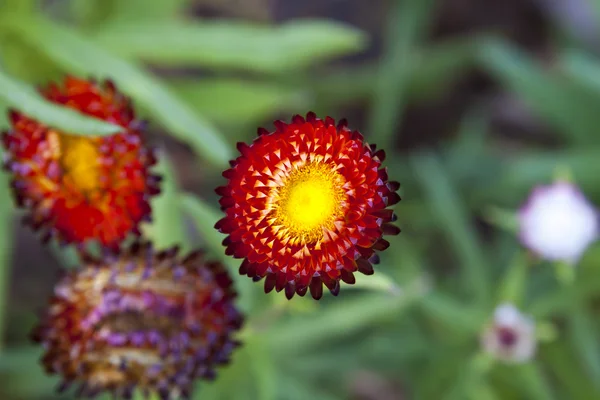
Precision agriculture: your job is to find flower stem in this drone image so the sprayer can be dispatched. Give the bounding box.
[0,170,14,352]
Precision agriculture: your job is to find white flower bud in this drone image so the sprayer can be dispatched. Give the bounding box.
[481,303,536,363]
[518,182,598,263]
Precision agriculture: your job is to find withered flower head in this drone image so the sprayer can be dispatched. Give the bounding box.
[2,76,160,249]
[32,242,244,400]
[215,112,400,300]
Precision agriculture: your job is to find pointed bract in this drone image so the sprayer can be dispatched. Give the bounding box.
[32,242,244,400]
[2,76,161,249]
[215,112,400,300]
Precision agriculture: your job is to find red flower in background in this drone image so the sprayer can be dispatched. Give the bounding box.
[32,242,244,400]
[2,77,160,249]
[215,112,400,300]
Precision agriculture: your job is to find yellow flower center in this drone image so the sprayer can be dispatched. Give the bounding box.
[53,132,101,194]
[275,162,345,243]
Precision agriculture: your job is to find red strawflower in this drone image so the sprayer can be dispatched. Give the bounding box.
[2,76,160,249]
[31,242,244,400]
[215,112,400,300]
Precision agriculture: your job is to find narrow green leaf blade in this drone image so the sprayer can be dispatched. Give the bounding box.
[179,193,226,261]
[105,0,190,23]
[347,271,402,295]
[267,276,428,352]
[141,152,190,252]
[93,20,368,73]
[169,78,308,125]
[179,192,255,312]
[410,151,490,303]
[6,17,232,168]
[569,307,600,389]
[368,0,436,147]
[0,168,13,351]
[477,38,600,145]
[496,250,529,305]
[514,363,556,400]
[0,68,121,136]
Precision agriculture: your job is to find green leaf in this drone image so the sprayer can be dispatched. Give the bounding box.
[444,352,494,400]
[104,0,190,23]
[559,50,600,94]
[347,271,402,295]
[0,169,13,351]
[4,16,232,168]
[141,152,190,252]
[92,20,368,73]
[367,0,437,148]
[169,78,308,125]
[408,37,477,102]
[420,292,486,336]
[467,382,500,400]
[410,151,490,304]
[0,68,121,136]
[529,276,600,318]
[496,250,529,305]
[543,340,600,398]
[477,38,600,145]
[193,337,267,400]
[307,37,477,107]
[481,206,518,233]
[179,193,256,313]
[568,307,600,389]
[267,275,428,353]
[178,193,226,262]
[484,149,600,205]
[0,104,8,128]
[0,346,66,398]
[514,363,555,400]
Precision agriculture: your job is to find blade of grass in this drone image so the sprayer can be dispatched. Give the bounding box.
[496,250,528,305]
[104,0,190,23]
[568,306,600,389]
[141,152,190,252]
[0,169,12,351]
[476,38,600,145]
[367,0,437,148]
[3,16,232,168]
[515,363,555,400]
[0,68,122,136]
[179,193,255,312]
[267,275,429,352]
[420,292,486,336]
[179,193,226,262]
[168,78,308,126]
[410,151,490,303]
[528,275,600,317]
[346,271,402,295]
[543,340,600,398]
[92,20,368,73]
[444,353,494,400]
[302,37,477,107]
[559,50,600,93]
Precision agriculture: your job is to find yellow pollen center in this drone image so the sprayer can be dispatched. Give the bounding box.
[275,162,345,243]
[55,132,101,194]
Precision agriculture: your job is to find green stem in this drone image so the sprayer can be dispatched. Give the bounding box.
[0,171,13,351]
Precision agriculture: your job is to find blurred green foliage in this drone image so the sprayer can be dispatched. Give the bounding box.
[2,0,600,399]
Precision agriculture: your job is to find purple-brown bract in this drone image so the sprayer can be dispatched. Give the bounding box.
[31,242,244,400]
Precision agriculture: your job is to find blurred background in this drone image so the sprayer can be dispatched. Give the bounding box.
[2,0,600,399]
